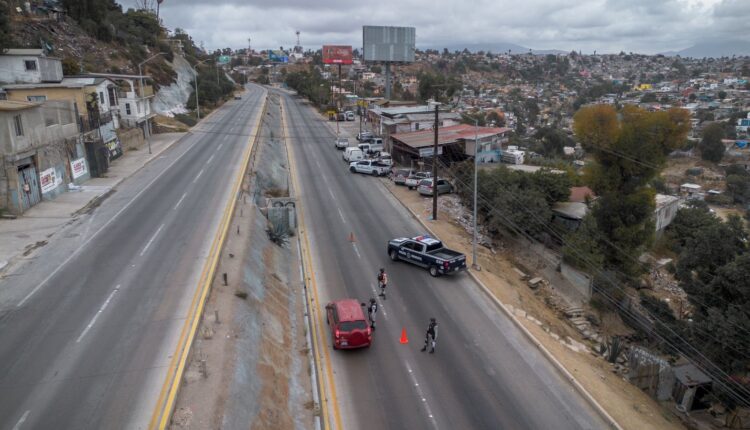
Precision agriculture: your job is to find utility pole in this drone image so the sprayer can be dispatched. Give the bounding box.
[472,119,480,270]
[432,102,439,220]
[138,52,165,154]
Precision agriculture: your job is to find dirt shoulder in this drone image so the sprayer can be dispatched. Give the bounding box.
[382,180,684,430]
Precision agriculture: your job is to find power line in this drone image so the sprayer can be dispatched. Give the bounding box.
[439,160,750,406]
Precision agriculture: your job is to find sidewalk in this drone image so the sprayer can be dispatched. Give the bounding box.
[0,132,186,274]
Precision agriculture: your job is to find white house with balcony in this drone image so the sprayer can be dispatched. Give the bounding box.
[0,49,63,84]
[89,73,156,136]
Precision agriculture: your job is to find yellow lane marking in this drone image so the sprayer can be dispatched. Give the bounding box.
[148,88,268,430]
[281,95,343,430]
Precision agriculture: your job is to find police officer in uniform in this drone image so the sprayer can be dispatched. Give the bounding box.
[421,317,438,353]
[367,298,378,330]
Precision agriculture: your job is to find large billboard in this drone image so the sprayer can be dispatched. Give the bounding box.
[322,45,353,64]
[362,26,415,63]
[268,50,288,63]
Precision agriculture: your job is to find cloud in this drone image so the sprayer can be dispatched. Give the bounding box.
[116,0,750,54]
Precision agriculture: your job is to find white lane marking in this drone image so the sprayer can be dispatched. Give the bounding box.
[217,143,223,151]
[173,192,188,210]
[76,286,119,343]
[193,168,205,183]
[327,187,336,201]
[206,154,215,164]
[406,362,438,427]
[337,207,346,223]
[17,140,199,307]
[352,242,362,259]
[12,410,30,430]
[140,224,165,256]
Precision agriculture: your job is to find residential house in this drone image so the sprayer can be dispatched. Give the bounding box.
[89,73,157,139]
[0,100,88,215]
[0,48,63,85]
[3,76,123,163]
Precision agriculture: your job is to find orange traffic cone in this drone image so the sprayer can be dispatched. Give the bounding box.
[399,327,409,344]
[348,232,356,242]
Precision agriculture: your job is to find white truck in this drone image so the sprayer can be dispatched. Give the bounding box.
[349,160,390,176]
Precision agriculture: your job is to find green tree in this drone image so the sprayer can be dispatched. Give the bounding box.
[640,92,657,103]
[534,127,574,157]
[699,122,725,163]
[718,90,727,100]
[62,57,80,75]
[573,104,691,277]
[726,174,750,204]
[0,0,13,53]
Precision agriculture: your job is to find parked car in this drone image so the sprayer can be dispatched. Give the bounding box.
[358,142,384,156]
[335,137,349,150]
[376,152,393,167]
[356,131,374,142]
[387,235,467,277]
[417,178,453,196]
[392,168,415,185]
[405,171,433,189]
[343,147,365,162]
[325,299,372,349]
[345,111,355,121]
[234,95,242,100]
[349,160,390,176]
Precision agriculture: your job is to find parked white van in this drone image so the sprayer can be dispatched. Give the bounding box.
[343,147,365,162]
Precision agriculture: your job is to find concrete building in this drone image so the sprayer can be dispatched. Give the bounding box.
[0,100,88,215]
[3,76,124,160]
[389,124,511,165]
[0,49,63,84]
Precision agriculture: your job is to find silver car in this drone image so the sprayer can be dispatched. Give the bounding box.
[335,137,349,149]
[417,178,453,196]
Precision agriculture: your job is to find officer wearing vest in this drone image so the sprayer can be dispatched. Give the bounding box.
[367,298,378,330]
[421,317,438,353]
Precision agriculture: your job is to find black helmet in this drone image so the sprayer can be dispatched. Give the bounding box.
[370,298,376,303]
[430,317,436,323]
[380,268,385,272]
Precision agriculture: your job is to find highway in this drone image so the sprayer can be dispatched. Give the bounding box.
[0,85,266,429]
[280,89,609,430]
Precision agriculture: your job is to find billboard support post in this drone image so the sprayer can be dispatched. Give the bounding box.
[385,63,391,100]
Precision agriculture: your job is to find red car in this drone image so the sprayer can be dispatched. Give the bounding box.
[325,299,372,349]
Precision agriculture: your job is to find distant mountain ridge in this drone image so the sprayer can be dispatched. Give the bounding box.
[419,42,566,55]
[661,40,750,58]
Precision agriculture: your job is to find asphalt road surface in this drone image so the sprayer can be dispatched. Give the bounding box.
[0,85,266,429]
[280,89,609,430]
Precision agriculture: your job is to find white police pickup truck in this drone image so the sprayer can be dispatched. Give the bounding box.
[387,235,467,277]
[349,160,390,176]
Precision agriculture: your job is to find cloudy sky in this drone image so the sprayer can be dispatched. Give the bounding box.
[116,0,749,54]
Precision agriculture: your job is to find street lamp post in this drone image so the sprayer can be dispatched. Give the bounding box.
[472,120,481,271]
[138,52,165,154]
